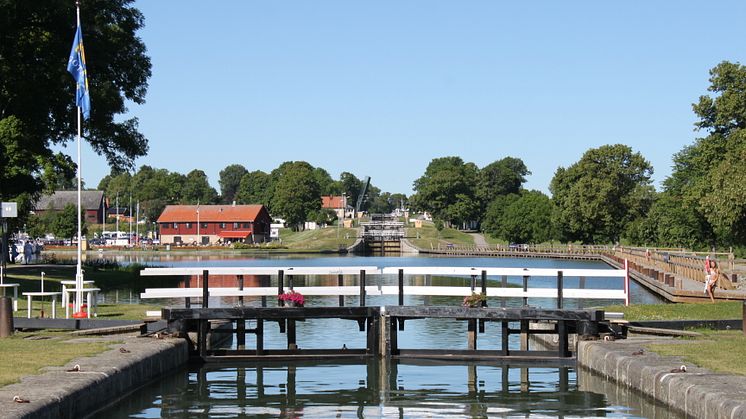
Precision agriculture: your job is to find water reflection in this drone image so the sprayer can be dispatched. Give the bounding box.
[103,360,673,418]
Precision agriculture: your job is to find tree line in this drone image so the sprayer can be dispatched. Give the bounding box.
[412,62,746,251]
[2,3,744,250]
[97,163,407,230]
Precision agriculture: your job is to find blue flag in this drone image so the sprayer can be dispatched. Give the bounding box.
[67,24,91,120]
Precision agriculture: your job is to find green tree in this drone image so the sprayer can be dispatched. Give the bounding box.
[550,144,654,243]
[0,1,151,202]
[476,157,530,205]
[664,62,746,246]
[180,170,217,204]
[481,193,520,240]
[313,168,340,196]
[411,157,478,227]
[236,170,273,207]
[219,164,248,204]
[339,172,363,206]
[271,161,321,229]
[497,190,554,244]
[52,203,86,242]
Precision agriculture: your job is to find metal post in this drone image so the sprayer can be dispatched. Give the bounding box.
[338,274,344,307]
[360,269,366,306]
[501,275,507,308]
[481,270,487,307]
[398,269,404,306]
[0,297,13,337]
[237,274,244,306]
[522,275,529,307]
[278,270,284,306]
[557,271,563,309]
[202,269,209,308]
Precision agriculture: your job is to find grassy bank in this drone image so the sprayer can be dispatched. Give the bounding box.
[602,301,746,375]
[278,226,358,251]
[0,331,114,386]
[602,301,742,321]
[646,330,746,375]
[405,221,475,249]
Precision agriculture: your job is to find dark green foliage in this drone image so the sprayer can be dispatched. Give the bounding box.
[477,157,530,205]
[271,161,321,229]
[236,170,273,207]
[51,203,87,241]
[0,0,151,203]
[662,61,746,247]
[550,144,653,243]
[218,164,248,204]
[411,156,479,226]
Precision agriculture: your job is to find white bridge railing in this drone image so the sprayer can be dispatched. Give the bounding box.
[140,263,631,306]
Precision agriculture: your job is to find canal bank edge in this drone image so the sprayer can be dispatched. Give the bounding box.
[577,339,746,419]
[0,335,188,419]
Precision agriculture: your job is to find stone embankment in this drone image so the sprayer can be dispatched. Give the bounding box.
[0,334,188,419]
[578,338,746,418]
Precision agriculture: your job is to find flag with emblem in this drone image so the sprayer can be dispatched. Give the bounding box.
[67,23,91,120]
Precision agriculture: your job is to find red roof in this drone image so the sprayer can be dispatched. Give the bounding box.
[321,195,345,209]
[157,205,267,223]
[218,231,252,239]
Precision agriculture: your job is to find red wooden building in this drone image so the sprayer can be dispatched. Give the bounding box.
[157,204,271,245]
[35,190,106,224]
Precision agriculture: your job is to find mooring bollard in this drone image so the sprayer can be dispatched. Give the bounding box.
[0,297,13,337]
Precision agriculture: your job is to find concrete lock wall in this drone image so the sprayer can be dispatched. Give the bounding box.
[577,339,746,419]
[0,336,189,419]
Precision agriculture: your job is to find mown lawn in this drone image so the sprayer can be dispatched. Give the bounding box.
[279,226,358,251]
[405,221,475,249]
[604,301,745,375]
[602,301,742,321]
[0,331,114,386]
[646,330,746,375]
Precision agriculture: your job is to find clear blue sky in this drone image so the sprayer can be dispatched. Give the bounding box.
[69,1,746,196]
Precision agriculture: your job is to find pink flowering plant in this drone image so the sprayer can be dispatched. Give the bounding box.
[462,292,486,308]
[278,290,305,307]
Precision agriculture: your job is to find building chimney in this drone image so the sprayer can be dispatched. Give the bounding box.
[232,201,236,207]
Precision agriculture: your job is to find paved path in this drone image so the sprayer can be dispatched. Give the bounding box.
[469,233,489,247]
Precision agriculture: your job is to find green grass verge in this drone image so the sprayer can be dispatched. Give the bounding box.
[602,301,742,321]
[0,331,114,386]
[279,227,358,251]
[646,330,746,375]
[405,221,476,249]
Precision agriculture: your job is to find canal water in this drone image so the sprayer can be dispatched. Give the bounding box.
[71,254,673,418]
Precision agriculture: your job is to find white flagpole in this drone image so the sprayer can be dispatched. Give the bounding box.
[75,2,84,314]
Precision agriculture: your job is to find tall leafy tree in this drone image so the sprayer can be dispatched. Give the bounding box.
[0,0,151,203]
[664,61,746,246]
[497,190,555,244]
[550,144,653,243]
[339,172,363,206]
[52,203,87,242]
[411,156,478,226]
[180,169,218,204]
[313,167,340,196]
[271,161,321,229]
[477,157,530,205]
[236,170,273,207]
[218,164,248,204]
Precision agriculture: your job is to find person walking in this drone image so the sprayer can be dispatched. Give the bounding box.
[23,241,32,264]
[705,259,720,303]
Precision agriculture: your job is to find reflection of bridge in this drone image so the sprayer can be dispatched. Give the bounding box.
[151,362,593,418]
[360,214,405,254]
